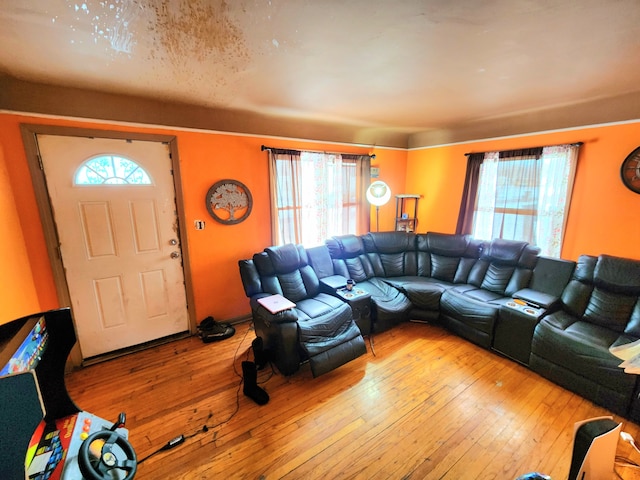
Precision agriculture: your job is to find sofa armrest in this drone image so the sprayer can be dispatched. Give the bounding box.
[513,288,559,309]
[319,275,348,292]
[250,296,298,325]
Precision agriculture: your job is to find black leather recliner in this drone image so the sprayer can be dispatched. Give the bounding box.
[530,254,640,416]
[238,244,366,377]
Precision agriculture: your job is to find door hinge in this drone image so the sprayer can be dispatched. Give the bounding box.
[37,154,44,170]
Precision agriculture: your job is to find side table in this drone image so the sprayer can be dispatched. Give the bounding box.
[493,300,545,366]
[334,287,372,336]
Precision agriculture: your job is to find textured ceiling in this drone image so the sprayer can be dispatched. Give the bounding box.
[1,0,640,147]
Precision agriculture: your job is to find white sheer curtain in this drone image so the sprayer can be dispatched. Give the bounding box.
[536,145,580,256]
[268,150,370,247]
[471,151,499,241]
[268,150,301,246]
[472,144,580,257]
[300,152,345,245]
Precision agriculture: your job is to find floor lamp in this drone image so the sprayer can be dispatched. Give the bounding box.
[366,181,391,232]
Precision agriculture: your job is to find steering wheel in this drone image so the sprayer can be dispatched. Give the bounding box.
[78,429,137,480]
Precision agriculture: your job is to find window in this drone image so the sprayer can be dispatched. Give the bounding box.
[473,150,540,243]
[268,150,370,247]
[458,144,580,257]
[74,155,152,185]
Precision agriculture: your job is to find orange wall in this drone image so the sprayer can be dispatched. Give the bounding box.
[406,122,640,261]
[0,128,39,324]
[370,148,408,231]
[0,113,403,324]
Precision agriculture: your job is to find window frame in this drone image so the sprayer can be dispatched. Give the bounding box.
[74,154,153,186]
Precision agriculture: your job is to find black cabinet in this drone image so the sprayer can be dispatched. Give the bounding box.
[493,301,545,365]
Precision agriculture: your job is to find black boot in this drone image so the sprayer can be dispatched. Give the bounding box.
[242,361,269,405]
[252,337,269,370]
[197,316,235,343]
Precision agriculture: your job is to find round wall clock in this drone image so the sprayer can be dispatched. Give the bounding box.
[206,179,253,224]
[621,147,640,195]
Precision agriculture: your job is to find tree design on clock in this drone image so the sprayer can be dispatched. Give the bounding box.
[206,179,253,224]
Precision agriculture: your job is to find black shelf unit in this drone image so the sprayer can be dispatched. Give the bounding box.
[394,194,420,232]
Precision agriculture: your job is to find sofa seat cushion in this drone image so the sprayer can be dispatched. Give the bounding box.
[356,277,412,332]
[294,293,347,321]
[458,287,505,303]
[531,311,637,393]
[382,276,447,311]
[439,289,502,348]
[446,283,478,295]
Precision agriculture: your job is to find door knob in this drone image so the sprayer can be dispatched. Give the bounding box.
[170,251,180,259]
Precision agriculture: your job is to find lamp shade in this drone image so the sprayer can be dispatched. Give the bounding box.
[366,181,391,206]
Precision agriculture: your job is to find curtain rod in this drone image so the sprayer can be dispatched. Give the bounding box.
[261,144,376,159]
[464,141,583,156]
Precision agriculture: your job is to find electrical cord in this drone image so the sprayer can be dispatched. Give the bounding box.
[139,322,272,464]
[620,431,640,454]
[615,431,640,470]
[615,456,640,469]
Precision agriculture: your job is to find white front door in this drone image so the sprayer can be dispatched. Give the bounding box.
[36,134,189,359]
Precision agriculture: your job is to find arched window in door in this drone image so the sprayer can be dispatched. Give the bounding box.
[74,154,152,185]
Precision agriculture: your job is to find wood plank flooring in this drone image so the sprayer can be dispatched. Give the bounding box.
[65,321,640,479]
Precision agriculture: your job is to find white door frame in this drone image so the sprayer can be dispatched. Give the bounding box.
[20,125,196,366]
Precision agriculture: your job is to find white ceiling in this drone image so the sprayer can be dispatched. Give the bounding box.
[1,0,640,147]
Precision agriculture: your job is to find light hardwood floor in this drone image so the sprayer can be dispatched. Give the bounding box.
[65,321,640,479]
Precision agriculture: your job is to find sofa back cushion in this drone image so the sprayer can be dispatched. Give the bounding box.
[238,259,262,297]
[306,245,335,279]
[593,255,640,334]
[343,256,376,282]
[561,255,597,318]
[561,254,640,335]
[362,232,417,277]
[587,288,638,333]
[595,255,640,295]
[252,251,281,295]
[624,301,640,337]
[256,244,320,302]
[416,232,482,283]
[467,239,539,296]
[326,234,363,258]
[326,235,376,282]
[528,256,576,297]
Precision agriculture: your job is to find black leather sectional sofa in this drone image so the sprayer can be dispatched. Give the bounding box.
[239,231,640,421]
[238,244,367,378]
